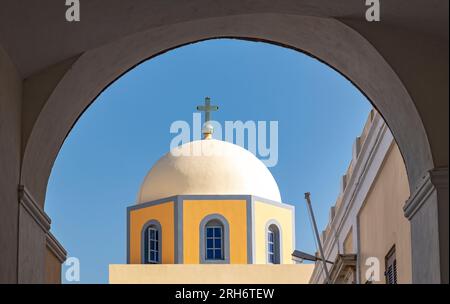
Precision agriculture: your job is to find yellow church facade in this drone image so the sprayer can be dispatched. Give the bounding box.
[127,195,295,265]
[110,135,314,283]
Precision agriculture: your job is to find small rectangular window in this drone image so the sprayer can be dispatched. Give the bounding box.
[214,227,221,237]
[268,230,275,263]
[147,227,160,263]
[207,228,214,238]
[206,226,223,260]
[385,246,397,284]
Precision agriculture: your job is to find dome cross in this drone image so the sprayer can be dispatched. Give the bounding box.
[196,97,219,139]
[196,97,219,124]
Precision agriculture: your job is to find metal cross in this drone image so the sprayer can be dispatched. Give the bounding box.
[196,97,219,124]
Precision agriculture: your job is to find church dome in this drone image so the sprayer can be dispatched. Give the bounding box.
[137,139,281,203]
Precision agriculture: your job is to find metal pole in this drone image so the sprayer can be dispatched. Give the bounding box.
[304,192,332,284]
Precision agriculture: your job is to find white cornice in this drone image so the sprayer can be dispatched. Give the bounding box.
[18,185,51,232]
[46,232,67,263]
[310,113,393,283]
[18,185,67,262]
[404,167,449,220]
[322,113,389,250]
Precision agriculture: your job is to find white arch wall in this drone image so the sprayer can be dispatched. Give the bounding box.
[21,14,433,205]
[0,3,447,283]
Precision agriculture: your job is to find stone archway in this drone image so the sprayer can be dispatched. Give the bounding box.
[21,14,433,206]
[0,3,447,284]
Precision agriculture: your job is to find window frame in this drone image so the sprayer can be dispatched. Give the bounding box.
[199,214,230,264]
[265,220,282,264]
[385,245,397,284]
[267,229,276,263]
[147,226,160,263]
[141,219,162,264]
[205,224,224,260]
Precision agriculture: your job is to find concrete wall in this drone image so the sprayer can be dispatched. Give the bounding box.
[0,45,21,283]
[405,168,449,283]
[0,48,66,283]
[343,228,353,254]
[45,247,62,284]
[109,264,314,284]
[358,144,412,283]
[17,203,47,283]
[309,112,411,284]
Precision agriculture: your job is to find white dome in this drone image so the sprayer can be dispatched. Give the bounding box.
[137,139,281,203]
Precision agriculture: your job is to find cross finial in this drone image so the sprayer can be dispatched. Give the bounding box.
[196,97,219,139]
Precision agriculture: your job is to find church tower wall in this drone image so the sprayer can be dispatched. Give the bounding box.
[253,199,295,264]
[182,198,249,264]
[128,200,175,264]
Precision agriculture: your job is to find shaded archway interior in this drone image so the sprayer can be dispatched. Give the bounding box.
[19,14,434,209]
[0,1,445,285]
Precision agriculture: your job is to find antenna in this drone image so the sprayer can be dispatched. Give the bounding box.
[304,192,332,284]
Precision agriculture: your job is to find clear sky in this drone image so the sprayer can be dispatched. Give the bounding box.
[45,38,371,283]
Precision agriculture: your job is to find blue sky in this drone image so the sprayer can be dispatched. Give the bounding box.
[45,38,371,283]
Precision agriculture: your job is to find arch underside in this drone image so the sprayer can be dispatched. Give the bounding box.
[20,13,435,206]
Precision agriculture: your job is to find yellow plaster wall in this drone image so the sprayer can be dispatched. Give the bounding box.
[110,264,314,284]
[253,201,294,264]
[183,200,248,264]
[358,143,412,283]
[129,201,175,264]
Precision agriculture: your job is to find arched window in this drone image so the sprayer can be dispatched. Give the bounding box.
[266,222,281,264]
[205,220,224,260]
[142,220,162,264]
[199,214,230,263]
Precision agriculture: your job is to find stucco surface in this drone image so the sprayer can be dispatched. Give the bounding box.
[358,144,412,283]
[138,140,281,203]
[0,0,447,283]
[109,264,314,284]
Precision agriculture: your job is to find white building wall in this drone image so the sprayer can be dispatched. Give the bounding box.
[310,111,394,283]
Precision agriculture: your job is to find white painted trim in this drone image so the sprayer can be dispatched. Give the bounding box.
[46,232,67,263]
[310,113,395,283]
[18,185,51,232]
[404,167,449,220]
